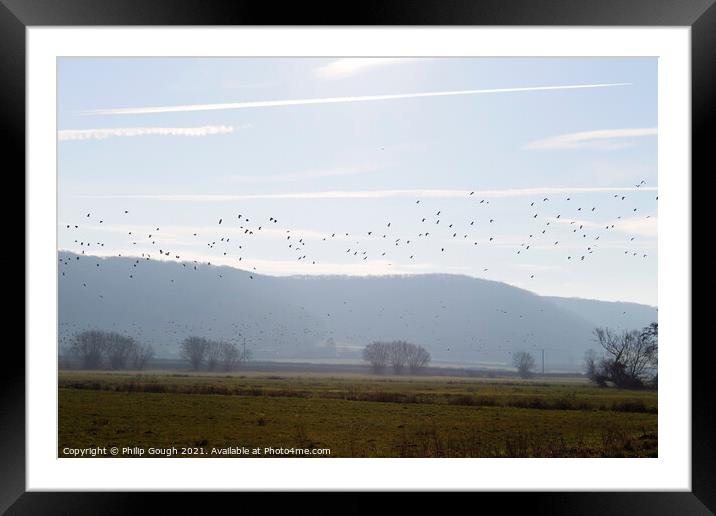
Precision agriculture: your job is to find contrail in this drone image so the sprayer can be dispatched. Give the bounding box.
[58,125,241,141]
[81,83,631,116]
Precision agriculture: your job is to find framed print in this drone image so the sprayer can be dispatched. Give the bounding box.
[5,0,712,511]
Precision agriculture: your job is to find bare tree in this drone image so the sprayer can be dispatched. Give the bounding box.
[132,343,155,370]
[70,330,108,369]
[219,341,242,371]
[362,342,390,374]
[590,324,658,389]
[512,351,536,379]
[389,340,412,374]
[364,341,430,375]
[106,333,138,370]
[180,336,210,371]
[205,340,222,372]
[583,349,607,387]
[69,330,156,371]
[406,344,431,374]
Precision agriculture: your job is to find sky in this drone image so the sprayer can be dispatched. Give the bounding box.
[57,57,657,305]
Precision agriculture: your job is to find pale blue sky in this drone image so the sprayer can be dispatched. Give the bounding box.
[58,57,657,305]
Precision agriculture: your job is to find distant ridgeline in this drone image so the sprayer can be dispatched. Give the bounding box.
[58,251,656,372]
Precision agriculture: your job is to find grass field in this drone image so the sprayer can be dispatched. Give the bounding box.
[58,370,657,458]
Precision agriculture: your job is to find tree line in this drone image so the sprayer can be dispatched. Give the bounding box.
[180,336,252,372]
[65,322,657,387]
[67,330,155,370]
[65,330,253,372]
[362,340,431,374]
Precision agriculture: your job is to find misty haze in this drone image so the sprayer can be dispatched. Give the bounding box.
[59,251,656,372]
[57,57,658,458]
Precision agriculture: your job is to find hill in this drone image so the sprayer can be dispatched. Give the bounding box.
[58,251,656,372]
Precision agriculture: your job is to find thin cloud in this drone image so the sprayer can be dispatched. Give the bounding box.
[58,125,245,141]
[552,215,657,237]
[315,58,420,79]
[77,186,657,202]
[219,164,382,184]
[80,83,631,116]
[613,216,657,237]
[525,127,657,150]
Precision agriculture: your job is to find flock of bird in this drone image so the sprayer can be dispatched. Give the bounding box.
[61,182,655,283]
[59,182,657,364]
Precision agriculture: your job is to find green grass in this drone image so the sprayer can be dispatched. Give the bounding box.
[58,371,657,458]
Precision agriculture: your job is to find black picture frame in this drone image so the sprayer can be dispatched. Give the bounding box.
[4,0,710,512]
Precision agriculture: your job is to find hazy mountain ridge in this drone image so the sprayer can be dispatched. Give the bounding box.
[58,252,657,371]
[544,296,656,330]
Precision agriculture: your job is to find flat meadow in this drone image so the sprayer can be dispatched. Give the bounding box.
[58,370,657,458]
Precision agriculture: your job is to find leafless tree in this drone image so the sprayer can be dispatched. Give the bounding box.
[69,330,156,371]
[406,344,431,374]
[362,342,390,374]
[106,333,138,370]
[131,343,155,370]
[389,340,412,374]
[583,348,597,377]
[590,325,658,389]
[180,336,210,371]
[219,341,242,371]
[70,330,109,369]
[583,348,607,386]
[364,341,430,375]
[512,351,536,379]
[205,340,222,372]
